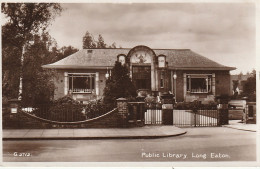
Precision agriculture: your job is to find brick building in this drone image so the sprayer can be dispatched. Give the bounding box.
[43,45,235,104]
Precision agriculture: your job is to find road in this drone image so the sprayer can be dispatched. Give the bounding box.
[3,127,256,162]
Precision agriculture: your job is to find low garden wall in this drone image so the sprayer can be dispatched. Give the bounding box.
[3,108,121,129]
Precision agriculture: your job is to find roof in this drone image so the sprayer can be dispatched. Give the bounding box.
[42,48,236,71]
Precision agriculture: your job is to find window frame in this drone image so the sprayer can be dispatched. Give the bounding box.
[68,73,96,94]
[186,74,212,94]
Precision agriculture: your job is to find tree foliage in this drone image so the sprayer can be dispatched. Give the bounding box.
[242,69,256,101]
[103,61,136,107]
[2,3,62,47]
[82,31,96,49]
[2,3,63,101]
[97,34,106,48]
[56,46,79,61]
[21,33,57,106]
[82,31,121,49]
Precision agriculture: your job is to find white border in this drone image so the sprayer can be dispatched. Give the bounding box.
[1,0,259,167]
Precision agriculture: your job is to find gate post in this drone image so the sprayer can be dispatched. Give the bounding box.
[218,103,229,125]
[6,99,22,128]
[116,98,129,127]
[161,93,174,125]
[216,95,229,125]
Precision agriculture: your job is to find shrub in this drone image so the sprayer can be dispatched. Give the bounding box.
[144,95,162,109]
[84,99,112,119]
[215,94,231,104]
[48,95,85,122]
[175,100,217,110]
[103,61,136,107]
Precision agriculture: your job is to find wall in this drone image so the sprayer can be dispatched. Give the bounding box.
[215,71,231,96]
[54,69,107,101]
[3,109,120,129]
[174,70,231,103]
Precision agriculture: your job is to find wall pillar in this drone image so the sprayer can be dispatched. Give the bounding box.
[116,98,128,127]
[95,72,99,97]
[151,65,155,91]
[212,73,216,96]
[161,93,174,125]
[6,99,21,128]
[183,73,187,101]
[171,70,173,94]
[64,72,68,95]
[155,68,158,91]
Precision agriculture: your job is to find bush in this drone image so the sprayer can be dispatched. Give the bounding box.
[215,94,231,104]
[144,95,162,109]
[84,99,112,119]
[103,61,136,107]
[48,95,85,122]
[175,100,217,110]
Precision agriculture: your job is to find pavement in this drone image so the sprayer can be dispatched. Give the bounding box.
[2,126,187,140]
[2,120,257,141]
[223,120,257,132]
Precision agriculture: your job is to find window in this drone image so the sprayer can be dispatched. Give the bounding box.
[69,74,95,93]
[160,72,165,88]
[158,56,166,68]
[118,55,126,65]
[187,74,212,93]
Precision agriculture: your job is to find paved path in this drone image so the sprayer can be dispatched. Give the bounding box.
[223,120,257,132]
[3,126,186,140]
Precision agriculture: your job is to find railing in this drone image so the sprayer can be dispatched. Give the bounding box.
[21,104,114,122]
[173,109,219,127]
[145,109,162,124]
[128,102,145,122]
[72,88,95,93]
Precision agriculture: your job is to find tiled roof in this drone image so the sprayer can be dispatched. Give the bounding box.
[42,48,235,70]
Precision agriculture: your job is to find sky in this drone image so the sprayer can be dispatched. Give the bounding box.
[47,3,256,75]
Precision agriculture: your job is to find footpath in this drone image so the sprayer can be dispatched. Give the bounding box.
[223,120,257,132]
[3,121,257,141]
[2,126,187,140]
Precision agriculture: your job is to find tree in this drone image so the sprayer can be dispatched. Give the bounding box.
[82,31,122,49]
[108,42,117,48]
[82,31,96,49]
[97,34,106,48]
[56,46,79,61]
[21,33,57,106]
[242,69,256,101]
[2,3,62,100]
[2,3,62,48]
[103,61,136,107]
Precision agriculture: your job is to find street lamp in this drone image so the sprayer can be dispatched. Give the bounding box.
[173,72,177,80]
[105,67,110,79]
[173,72,177,102]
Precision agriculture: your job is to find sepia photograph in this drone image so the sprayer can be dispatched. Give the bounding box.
[1,1,258,166]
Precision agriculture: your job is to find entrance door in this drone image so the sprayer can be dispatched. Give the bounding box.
[132,66,151,90]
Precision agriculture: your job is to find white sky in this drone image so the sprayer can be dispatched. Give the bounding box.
[20,3,260,74]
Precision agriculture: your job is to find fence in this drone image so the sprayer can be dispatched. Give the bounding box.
[21,104,113,122]
[173,109,219,127]
[144,109,162,124]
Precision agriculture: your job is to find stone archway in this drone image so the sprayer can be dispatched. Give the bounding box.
[126,45,158,91]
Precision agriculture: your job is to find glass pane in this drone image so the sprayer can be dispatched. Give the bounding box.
[69,76,73,90]
[92,76,95,90]
[70,74,95,92]
[187,76,190,91]
[191,78,207,93]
